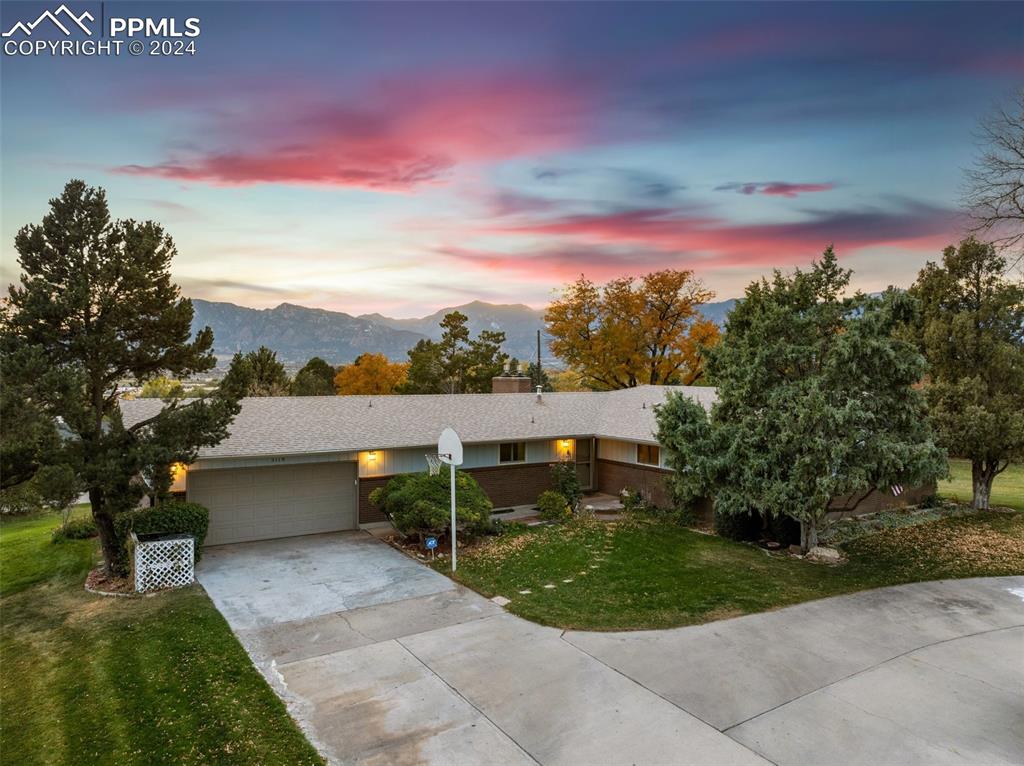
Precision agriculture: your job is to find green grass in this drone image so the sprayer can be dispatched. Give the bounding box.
[939,459,1024,511]
[0,513,322,766]
[440,512,1024,631]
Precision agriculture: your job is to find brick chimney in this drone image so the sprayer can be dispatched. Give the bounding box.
[492,375,533,394]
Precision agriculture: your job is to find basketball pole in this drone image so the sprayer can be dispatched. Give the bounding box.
[450,460,457,572]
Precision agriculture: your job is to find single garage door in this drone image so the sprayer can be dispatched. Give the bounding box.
[187,462,358,546]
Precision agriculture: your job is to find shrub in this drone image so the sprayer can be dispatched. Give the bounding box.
[537,490,572,522]
[51,516,98,542]
[113,501,210,572]
[713,508,763,541]
[550,461,582,511]
[369,470,492,541]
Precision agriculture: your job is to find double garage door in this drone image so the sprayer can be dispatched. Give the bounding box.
[187,462,358,546]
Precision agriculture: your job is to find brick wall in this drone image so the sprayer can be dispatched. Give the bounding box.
[491,376,533,394]
[358,462,556,524]
[596,458,674,509]
[466,463,555,508]
[358,476,391,524]
[827,480,937,519]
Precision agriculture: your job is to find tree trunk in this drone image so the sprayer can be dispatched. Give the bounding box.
[89,487,121,576]
[799,517,819,554]
[971,462,993,510]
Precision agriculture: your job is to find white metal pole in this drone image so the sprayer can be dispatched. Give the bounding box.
[450,461,457,571]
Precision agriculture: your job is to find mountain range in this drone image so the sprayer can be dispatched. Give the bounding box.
[190,298,737,365]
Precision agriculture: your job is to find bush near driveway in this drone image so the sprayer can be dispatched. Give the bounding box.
[0,512,323,765]
[113,501,210,571]
[370,469,492,541]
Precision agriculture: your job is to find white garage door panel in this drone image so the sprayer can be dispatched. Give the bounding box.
[187,462,357,546]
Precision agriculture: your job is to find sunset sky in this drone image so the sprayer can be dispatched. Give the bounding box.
[2,1,1021,316]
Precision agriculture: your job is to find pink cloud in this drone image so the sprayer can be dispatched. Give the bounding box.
[716,181,835,198]
[483,202,958,268]
[114,74,592,191]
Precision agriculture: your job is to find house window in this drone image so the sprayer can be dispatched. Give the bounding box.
[637,444,660,466]
[499,441,526,463]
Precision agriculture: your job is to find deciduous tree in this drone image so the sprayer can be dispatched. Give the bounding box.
[657,248,946,551]
[909,238,1024,509]
[964,89,1024,267]
[138,375,185,399]
[334,353,409,395]
[545,270,719,390]
[1,180,240,572]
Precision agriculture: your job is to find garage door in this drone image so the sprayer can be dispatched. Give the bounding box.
[186,462,358,546]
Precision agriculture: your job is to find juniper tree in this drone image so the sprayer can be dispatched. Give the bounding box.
[2,180,240,572]
[657,248,946,551]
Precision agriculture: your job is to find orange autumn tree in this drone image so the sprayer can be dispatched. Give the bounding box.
[334,353,409,395]
[545,270,720,390]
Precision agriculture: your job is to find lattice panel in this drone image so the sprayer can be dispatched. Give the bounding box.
[133,536,195,593]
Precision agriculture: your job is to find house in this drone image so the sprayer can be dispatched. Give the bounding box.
[119,381,932,546]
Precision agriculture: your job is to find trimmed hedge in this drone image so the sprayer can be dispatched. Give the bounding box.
[114,501,210,570]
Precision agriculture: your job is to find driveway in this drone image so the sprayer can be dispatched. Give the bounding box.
[199,533,1024,765]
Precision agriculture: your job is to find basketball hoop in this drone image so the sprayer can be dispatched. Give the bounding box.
[425,453,443,476]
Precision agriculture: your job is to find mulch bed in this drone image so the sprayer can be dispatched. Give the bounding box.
[84,568,136,597]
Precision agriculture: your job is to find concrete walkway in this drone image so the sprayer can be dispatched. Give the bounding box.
[198,533,1024,765]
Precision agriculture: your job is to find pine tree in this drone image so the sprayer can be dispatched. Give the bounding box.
[2,180,240,572]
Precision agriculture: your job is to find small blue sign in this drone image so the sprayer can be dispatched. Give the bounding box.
[425,537,438,550]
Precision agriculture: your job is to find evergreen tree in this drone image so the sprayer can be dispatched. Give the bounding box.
[1,180,240,572]
[291,356,337,396]
[657,248,946,551]
[400,311,508,393]
[224,346,290,396]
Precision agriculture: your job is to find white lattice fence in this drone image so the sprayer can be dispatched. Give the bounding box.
[132,533,195,593]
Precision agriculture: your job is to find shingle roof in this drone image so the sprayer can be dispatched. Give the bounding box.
[119,385,717,459]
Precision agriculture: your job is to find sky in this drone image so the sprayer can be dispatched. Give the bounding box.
[1,1,1021,317]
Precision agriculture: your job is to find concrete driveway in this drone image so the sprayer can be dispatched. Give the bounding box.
[198,533,1024,766]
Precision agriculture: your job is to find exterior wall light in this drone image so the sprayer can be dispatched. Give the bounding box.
[368,451,377,462]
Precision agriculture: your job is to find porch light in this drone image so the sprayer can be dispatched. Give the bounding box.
[368,451,377,462]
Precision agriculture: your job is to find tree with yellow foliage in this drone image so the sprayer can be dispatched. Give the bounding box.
[334,353,409,395]
[545,270,719,390]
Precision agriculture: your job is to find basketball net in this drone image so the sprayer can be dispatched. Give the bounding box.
[425,454,443,476]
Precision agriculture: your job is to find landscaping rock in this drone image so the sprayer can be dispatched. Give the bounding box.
[491,595,511,606]
[807,546,842,562]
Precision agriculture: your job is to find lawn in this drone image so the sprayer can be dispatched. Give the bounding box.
[0,513,322,766]
[939,458,1024,511]
[439,512,1024,631]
